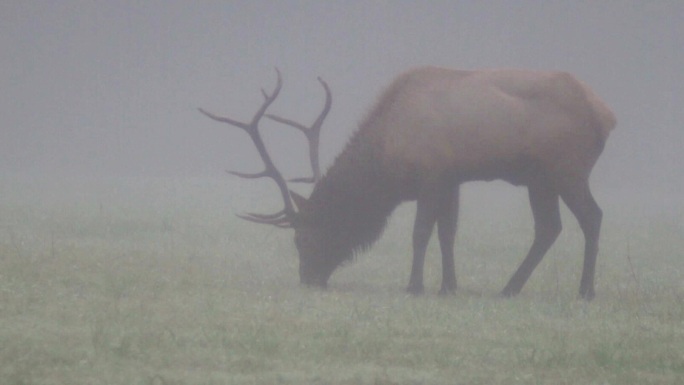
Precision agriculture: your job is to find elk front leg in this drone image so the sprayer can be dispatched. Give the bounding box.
[437,186,459,295]
[407,189,441,295]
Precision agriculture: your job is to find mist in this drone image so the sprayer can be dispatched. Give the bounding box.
[3,3,684,382]
[1,1,682,202]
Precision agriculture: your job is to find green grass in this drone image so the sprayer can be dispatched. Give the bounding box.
[1,176,683,384]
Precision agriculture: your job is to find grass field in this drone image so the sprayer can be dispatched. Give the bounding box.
[1,176,683,384]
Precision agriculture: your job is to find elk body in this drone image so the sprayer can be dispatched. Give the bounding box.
[200,66,615,300]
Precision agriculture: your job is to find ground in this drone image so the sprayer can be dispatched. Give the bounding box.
[1,176,682,384]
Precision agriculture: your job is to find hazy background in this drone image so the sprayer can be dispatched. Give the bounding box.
[1,1,682,201]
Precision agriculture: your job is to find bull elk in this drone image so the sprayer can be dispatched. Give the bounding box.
[199,66,615,300]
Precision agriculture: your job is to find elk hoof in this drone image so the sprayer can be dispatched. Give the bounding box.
[406,284,424,295]
[500,288,520,298]
[439,284,457,296]
[579,288,595,301]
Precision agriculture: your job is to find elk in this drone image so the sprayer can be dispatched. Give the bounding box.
[199,66,616,300]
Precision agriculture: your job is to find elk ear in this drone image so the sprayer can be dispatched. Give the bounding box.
[290,190,310,212]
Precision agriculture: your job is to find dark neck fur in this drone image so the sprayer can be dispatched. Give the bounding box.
[307,130,402,263]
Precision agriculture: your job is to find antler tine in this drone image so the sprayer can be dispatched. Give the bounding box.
[237,212,292,228]
[242,209,288,220]
[226,170,269,179]
[265,75,332,184]
[199,68,296,226]
[198,68,282,134]
[198,108,250,130]
[312,76,333,132]
[251,68,283,127]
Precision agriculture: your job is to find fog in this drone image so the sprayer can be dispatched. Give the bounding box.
[1,1,682,204]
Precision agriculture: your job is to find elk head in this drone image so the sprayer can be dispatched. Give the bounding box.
[199,69,334,287]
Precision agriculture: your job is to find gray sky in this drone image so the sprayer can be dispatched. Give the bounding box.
[1,1,682,195]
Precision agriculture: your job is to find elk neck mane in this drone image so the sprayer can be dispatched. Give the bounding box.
[305,104,404,264]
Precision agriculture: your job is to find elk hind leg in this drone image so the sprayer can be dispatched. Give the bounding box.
[560,182,602,300]
[502,182,561,297]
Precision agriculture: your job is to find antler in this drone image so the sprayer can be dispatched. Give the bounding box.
[198,68,295,227]
[266,76,331,183]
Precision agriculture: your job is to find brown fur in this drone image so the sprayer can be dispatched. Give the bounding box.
[294,67,615,299]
